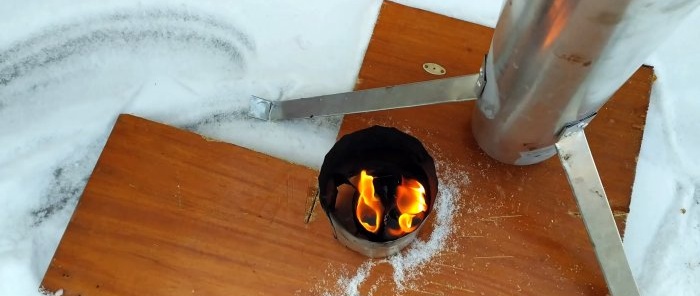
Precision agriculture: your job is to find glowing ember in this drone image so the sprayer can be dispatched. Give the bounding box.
[355,170,384,233]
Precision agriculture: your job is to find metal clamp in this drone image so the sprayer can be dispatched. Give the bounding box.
[557,112,597,138]
[474,54,487,98]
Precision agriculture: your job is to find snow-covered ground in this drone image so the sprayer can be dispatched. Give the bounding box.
[0,1,698,295]
[624,7,700,294]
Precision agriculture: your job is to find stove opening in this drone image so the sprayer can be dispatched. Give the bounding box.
[319,126,437,258]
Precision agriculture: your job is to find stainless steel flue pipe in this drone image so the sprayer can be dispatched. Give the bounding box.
[473,0,699,165]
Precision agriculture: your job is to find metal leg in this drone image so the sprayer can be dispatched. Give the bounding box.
[249,73,481,121]
[555,126,640,296]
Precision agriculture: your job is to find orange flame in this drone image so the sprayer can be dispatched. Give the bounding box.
[393,178,428,234]
[355,170,384,233]
[354,171,428,237]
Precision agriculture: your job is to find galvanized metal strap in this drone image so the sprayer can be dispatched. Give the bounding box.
[249,73,481,121]
[555,126,640,296]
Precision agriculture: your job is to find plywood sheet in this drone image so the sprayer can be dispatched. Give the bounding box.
[337,2,653,295]
[41,114,368,295]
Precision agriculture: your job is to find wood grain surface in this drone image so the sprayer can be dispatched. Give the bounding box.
[42,114,367,295]
[42,2,653,295]
[338,2,653,295]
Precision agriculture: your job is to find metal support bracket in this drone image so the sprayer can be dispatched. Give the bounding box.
[249,73,481,121]
[555,125,640,296]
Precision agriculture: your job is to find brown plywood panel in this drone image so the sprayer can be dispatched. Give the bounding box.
[42,114,366,295]
[338,2,653,295]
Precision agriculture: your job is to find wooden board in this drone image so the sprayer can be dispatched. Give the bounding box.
[338,1,653,295]
[42,2,653,295]
[42,114,368,295]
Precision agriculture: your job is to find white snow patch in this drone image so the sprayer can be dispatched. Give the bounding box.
[624,6,700,295]
[0,1,382,295]
[391,0,505,27]
[335,261,376,296]
[39,288,63,296]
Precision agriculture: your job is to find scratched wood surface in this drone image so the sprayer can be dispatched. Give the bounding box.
[337,2,653,295]
[42,2,653,296]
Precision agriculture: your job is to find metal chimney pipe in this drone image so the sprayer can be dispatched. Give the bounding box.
[472,0,699,165]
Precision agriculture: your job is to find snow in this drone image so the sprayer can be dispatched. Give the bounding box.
[336,261,376,296]
[388,169,465,291]
[1,0,699,295]
[0,1,381,295]
[392,0,504,27]
[624,6,700,295]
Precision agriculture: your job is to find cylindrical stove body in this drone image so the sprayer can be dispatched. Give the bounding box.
[318,126,438,258]
[473,0,698,165]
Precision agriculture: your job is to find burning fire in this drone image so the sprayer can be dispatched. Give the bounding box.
[356,170,384,233]
[394,178,427,234]
[355,170,428,237]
